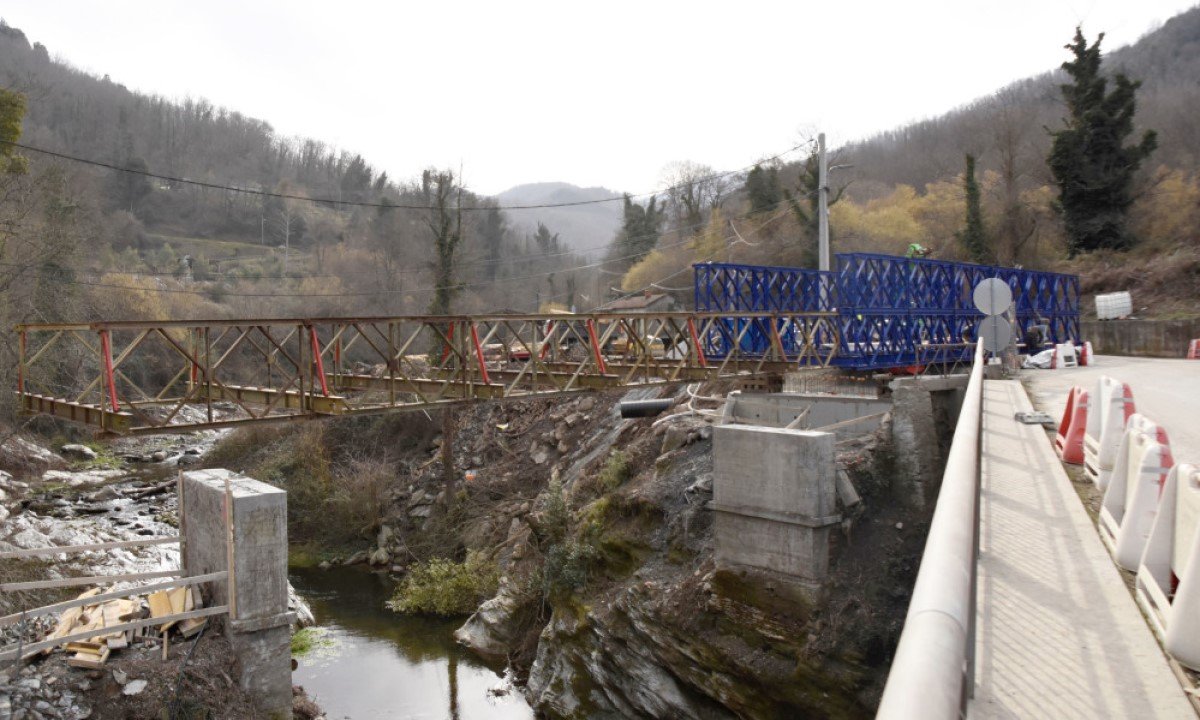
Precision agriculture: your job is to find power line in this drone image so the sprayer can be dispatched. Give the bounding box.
[0,139,806,212]
[2,194,800,292]
[18,202,795,301]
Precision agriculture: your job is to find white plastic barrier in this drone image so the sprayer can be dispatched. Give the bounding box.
[1083,376,1136,490]
[1099,415,1174,570]
[1136,463,1200,670]
[1052,343,1078,369]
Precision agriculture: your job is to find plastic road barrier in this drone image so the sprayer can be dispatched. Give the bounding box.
[1188,339,1199,359]
[1099,415,1174,570]
[1136,463,1200,670]
[1054,386,1088,465]
[1052,343,1079,369]
[1083,376,1137,490]
[1080,341,1093,366]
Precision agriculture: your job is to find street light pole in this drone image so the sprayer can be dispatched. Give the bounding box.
[818,132,830,272]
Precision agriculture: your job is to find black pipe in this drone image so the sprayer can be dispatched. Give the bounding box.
[619,398,673,418]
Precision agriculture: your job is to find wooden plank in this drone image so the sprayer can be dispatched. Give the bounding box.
[147,590,172,619]
[0,536,180,559]
[0,569,180,592]
[0,571,227,628]
[67,644,110,669]
[0,606,229,661]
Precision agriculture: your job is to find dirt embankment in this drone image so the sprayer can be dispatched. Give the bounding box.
[209,383,933,719]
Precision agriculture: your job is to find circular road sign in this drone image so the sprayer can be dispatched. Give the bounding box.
[973,278,1013,316]
[979,316,1013,354]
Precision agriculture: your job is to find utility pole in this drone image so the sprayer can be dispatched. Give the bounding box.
[817,132,830,272]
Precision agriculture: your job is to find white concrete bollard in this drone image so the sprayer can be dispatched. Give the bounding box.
[1136,463,1200,670]
[1083,376,1136,490]
[1099,415,1174,570]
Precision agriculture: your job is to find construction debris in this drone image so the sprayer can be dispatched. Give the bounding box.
[36,584,207,668]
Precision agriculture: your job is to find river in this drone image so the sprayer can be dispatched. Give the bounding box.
[290,566,535,720]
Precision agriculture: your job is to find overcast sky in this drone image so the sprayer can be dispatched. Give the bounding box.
[3,1,1196,196]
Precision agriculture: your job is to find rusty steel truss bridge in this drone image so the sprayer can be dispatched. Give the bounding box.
[14,312,857,436]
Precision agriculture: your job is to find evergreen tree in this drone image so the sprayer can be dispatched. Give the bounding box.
[782,145,844,268]
[1048,28,1157,256]
[479,204,505,282]
[0,87,28,175]
[422,169,462,316]
[610,194,664,268]
[744,164,781,214]
[957,154,989,263]
[533,222,559,253]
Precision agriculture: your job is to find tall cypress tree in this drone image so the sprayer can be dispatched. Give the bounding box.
[1048,28,1157,256]
[957,154,989,264]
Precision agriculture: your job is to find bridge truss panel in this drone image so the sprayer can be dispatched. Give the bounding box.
[694,253,1080,370]
[13,312,835,435]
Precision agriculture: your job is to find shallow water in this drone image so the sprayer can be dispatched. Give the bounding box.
[290,566,534,720]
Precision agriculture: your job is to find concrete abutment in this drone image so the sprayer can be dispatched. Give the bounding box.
[181,469,293,719]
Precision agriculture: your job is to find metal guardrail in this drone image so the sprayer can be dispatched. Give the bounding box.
[876,340,985,719]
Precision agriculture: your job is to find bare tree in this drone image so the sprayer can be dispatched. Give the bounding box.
[661,161,729,232]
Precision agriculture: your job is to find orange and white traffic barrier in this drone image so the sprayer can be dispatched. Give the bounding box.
[1083,376,1137,490]
[1188,339,1200,359]
[1051,342,1079,369]
[1079,341,1094,366]
[1099,415,1174,570]
[1054,386,1088,465]
[1136,463,1200,670]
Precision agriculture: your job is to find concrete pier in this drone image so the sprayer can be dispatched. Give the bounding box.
[712,426,839,589]
[182,469,293,719]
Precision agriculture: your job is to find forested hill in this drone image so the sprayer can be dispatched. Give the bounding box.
[0,21,387,240]
[0,19,601,325]
[840,5,1200,195]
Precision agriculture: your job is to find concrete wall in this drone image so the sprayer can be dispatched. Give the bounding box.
[727,393,891,439]
[182,469,292,719]
[712,426,838,588]
[1082,318,1200,358]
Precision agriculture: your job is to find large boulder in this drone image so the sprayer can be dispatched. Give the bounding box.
[454,580,530,660]
[60,444,98,461]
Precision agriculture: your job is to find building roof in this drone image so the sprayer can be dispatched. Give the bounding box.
[603,293,674,311]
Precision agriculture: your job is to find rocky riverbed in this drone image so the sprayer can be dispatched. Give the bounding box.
[0,423,315,720]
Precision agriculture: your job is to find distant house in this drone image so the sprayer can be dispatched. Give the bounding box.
[602,292,677,313]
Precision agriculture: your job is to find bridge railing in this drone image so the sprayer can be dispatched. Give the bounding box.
[876,340,985,719]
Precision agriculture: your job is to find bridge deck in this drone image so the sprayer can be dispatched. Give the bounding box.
[969,379,1193,718]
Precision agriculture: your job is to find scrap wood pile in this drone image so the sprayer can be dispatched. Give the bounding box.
[40,585,208,668]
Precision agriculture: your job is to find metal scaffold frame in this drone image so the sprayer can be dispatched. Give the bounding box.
[694,253,1079,370]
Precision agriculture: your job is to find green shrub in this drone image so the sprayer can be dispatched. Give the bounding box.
[542,539,599,600]
[540,478,570,543]
[387,551,498,616]
[290,627,330,656]
[597,450,631,492]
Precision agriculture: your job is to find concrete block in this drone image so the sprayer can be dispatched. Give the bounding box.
[181,469,291,719]
[890,384,939,507]
[182,469,288,620]
[712,426,837,584]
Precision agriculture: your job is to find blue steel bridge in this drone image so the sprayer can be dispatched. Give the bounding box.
[694,252,1080,370]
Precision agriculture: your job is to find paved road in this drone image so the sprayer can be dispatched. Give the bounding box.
[969,380,1195,719]
[1024,355,1200,465]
